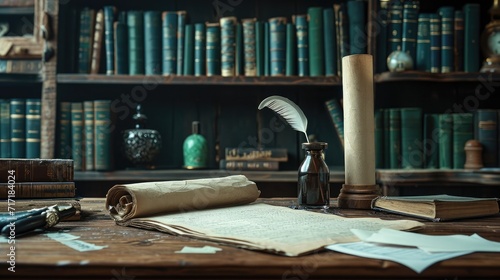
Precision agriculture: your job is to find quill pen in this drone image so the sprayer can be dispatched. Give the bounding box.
[258,95,309,143]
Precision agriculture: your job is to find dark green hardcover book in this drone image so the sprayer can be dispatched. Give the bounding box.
[0,60,42,74]
[10,99,26,158]
[183,24,195,76]
[452,113,473,169]
[71,102,83,171]
[0,99,10,158]
[294,15,309,76]
[308,7,324,76]
[387,0,404,54]
[144,11,162,75]
[347,0,368,55]
[454,10,464,72]
[423,113,439,169]
[264,22,270,76]
[94,100,112,171]
[162,11,178,75]
[375,109,385,168]
[438,114,453,169]
[194,23,206,76]
[335,3,350,75]
[235,22,244,76]
[103,6,116,75]
[242,18,257,76]
[401,107,423,169]
[83,101,94,171]
[438,6,454,73]
[389,108,401,169]
[477,109,498,167]
[25,98,41,158]
[323,7,336,76]
[114,12,128,75]
[384,109,391,168]
[285,22,296,76]
[77,8,95,74]
[416,13,431,71]
[206,22,221,76]
[177,11,187,75]
[255,21,264,76]
[463,3,480,72]
[401,0,419,65]
[376,2,388,73]
[220,16,237,77]
[127,11,145,75]
[430,13,441,73]
[58,102,71,159]
[325,99,344,148]
[269,17,287,76]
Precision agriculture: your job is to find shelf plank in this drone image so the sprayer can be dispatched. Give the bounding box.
[375,71,500,83]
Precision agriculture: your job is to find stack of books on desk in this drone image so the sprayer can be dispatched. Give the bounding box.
[220,147,288,171]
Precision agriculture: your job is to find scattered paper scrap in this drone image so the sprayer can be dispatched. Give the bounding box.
[46,232,107,252]
[175,246,222,254]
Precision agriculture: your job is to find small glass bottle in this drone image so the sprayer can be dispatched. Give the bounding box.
[298,142,330,209]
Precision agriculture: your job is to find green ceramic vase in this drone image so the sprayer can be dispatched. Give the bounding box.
[183,121,207,169]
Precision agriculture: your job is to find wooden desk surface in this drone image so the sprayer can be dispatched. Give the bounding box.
[1,198,500,280]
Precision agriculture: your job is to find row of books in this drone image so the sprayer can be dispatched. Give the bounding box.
[377,1,481,73]
[77,1,369,77]
[58,100,113,171]
[0,98,41,159]
[219,147,288,171]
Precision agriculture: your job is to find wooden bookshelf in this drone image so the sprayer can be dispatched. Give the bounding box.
[375,71,500,83]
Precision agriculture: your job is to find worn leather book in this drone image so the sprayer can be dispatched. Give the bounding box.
[0,158,73,183]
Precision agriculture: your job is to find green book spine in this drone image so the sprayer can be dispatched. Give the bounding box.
[294,15,309,77]
[220,16,237,77]
[194,23,206,76]
[206,23,221,76]
[176,11,187,75]
[323,8,336,76]
[255,21,264,76]
[383,109,390,168]
[308,7,324,76]
[454,10,464,72]
[463,3,480,72]
[103,6,116,75]
[452,113,473,169]
[144,11,162,75]
[325,99,344,148]
[269,17,287,76]
[71,102,84,171]
[387,0,403,54]
[389,108,401,169]
[242,18,257,76]
[25,98,41,158]
[183,24,195,76]
[401,0,419,64]
[285,22,296,76]
[127,11,145,75]
[477,109,498,167]
[337,3,350,74]
[376,2,388,73]
[347,0,368,55]
[235,22,244,76]
[416,13,431,71]
[114,12,128,75]
[83,101,94,171]
[0,99,11,158]
[264,22,270,76]
[438,6,454,73]
[423,114,439,169]
[375,109,385,168]
[401,107,423,169]
[10,99,26,158]
[78,8,94,74]
[94,100,112,171]
[430,13,441,73]
[58,102,71,159]
[162,11,178,75]
[439,114,453,169]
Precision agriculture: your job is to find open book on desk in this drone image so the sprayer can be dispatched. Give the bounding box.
[105,175,423,256]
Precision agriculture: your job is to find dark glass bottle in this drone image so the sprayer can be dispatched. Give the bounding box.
[298,142,330,209]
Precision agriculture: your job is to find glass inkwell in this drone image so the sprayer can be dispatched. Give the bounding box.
[298,142,330,209]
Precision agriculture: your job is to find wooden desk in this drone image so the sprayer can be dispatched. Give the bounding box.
[1,198,500,280]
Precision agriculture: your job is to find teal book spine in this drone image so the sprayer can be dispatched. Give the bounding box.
[255,21,264,76]
[114,12,128,75]
[463,3,480,72]
[269,17,287,76]
[383,109,391,168]
[375,109,385,168]
[0,99,10,158]
[347,0,368,55]
[176,11,187,75]
[78,8,94,74]
[264,22,270,76]
[58,102,71,159]
[454,10,464,72]
[423,113,439,169]
[323,8,336,76]
[438,114,453,169]
[401,107,423,169]
[235,23,244,76]
[162,11,177,75]
[416,13,431,71]
[452,113,473,169]
[206,23,221,76]
[83,101,94,171]
[387,0,403,54]
[438,6,454,73]
[25,98,41,158]
[294,15,309,77]
[285,22,296,76]
[401,0,419,65]
[325,99,344,148]
[10,99,26,158]
[337,3,350,73]
[242,18,257,76]
[94,100,112,171]
[194,23,206,76]
[376,2,388,73]
[144,11,162,75]
[183,24,194,76]
[430,13,441,73]
[71,102,84,171]
[127,11,145,75]
[308,7,324,76]
[477,109,498,167]
[389,108,401,169]
[220,16,237,77]
[103,6,116,75]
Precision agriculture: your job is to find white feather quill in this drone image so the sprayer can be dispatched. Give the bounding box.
[258,95,309,143]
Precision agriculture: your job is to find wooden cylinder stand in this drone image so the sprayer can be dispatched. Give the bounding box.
[337,184,380,209]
